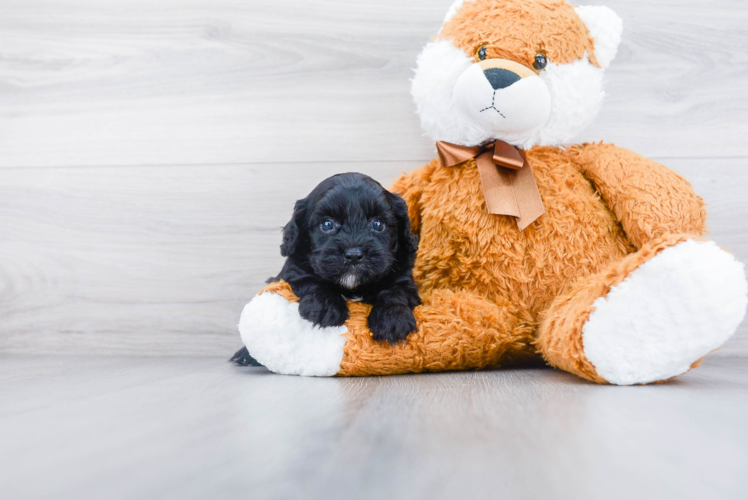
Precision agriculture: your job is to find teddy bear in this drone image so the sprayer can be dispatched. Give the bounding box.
[237,0,748,385]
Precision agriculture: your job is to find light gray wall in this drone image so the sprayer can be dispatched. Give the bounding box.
[1,0,746,356]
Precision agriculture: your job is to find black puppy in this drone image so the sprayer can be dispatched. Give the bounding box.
[232,173,420,366]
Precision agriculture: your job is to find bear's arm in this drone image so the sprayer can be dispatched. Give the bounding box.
[569,143,707,249]
[389,159,438,237]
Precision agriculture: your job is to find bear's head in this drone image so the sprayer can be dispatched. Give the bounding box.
[412,0,623,149]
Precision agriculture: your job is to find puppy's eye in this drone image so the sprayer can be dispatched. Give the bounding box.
[320,219,335,233]
[533,53,548,71]
[371,219,385,232]
[476,45,489,62]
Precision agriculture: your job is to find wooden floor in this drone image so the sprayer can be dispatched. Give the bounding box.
[1,355,747,500]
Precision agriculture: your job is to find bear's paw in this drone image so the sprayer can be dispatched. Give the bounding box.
[582,240,748,385]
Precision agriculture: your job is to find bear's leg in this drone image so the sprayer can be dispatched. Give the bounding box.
[536,235,747,385]
[238,282,535,376]
[338,288,536,376]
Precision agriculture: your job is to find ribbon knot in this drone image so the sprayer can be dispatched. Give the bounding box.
[436,140,545,231]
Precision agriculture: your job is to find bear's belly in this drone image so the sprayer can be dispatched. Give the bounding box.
[414,150,634,318]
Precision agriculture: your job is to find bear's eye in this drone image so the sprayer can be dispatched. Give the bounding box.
[320,218,336,233]
[533,53,548,71]
[371,219,385,232]
[476,45,489,62]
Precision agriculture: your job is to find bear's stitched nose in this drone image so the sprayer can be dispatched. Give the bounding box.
[483,68,521,90]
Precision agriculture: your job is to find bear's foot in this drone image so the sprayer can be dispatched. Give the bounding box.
[583,239,747,384]
[540,237,747,385]
[238,282,348,377]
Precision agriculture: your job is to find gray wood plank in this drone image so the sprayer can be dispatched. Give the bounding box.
[1,158,746,356]
[1,0,747,167]
[1,355,747,500]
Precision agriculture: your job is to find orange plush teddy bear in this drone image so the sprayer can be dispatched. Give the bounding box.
[238,0,747,385]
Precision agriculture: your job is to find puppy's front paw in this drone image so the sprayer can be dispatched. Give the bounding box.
[298,291,349,328]
[368,304,417,344]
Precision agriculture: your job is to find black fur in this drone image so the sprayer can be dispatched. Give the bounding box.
[231,173,420,366]
[230,347,262,367]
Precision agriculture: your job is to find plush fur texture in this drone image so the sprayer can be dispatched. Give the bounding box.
[396,144,709,318]
[582,240,748,385]
[238,282,347,377]
[441,0,600,67]
[536,233,705,383]
[574,6,623,69]
[238,0,748,383]
[413,0,616,148]
[246,281,539,376]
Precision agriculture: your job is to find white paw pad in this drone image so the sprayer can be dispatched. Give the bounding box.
[238,292,347,377]
[583,240,748,385]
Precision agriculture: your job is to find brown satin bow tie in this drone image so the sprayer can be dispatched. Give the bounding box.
[436,140,545,231]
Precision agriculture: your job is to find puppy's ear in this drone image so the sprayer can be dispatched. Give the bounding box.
[280,198,309,257]
[388,192,419,264]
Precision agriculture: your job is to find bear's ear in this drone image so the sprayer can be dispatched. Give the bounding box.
[575,6,623,70]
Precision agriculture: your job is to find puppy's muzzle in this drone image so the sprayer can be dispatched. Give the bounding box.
[479,59,535,90]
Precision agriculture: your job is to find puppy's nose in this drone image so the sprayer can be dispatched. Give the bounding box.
[483,68,521,90]
[344,247,364,263]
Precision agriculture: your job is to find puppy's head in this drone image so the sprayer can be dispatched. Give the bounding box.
[281,173,417,290]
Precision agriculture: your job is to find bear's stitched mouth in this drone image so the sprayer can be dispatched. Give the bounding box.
[479,90,506,118]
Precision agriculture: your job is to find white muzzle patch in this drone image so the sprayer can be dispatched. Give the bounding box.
[339,272,358,290]
[452,63,551,140]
